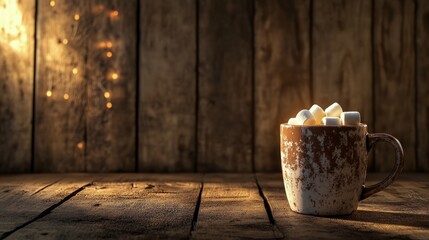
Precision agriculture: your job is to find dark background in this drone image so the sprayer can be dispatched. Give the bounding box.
[0,0,428,173]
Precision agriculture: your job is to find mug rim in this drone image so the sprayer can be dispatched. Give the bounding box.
[280,123,367,129]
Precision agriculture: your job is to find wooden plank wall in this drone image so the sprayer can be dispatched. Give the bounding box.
[0,0,427,173]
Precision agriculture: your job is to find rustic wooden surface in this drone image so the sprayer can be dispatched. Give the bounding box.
[254,0,311,172]
[374,0,416,172]
[191,174,282,239]
[139,0,196,172]
[417,0,429,172]
[0,0,34,172]
[0,173,427,239]
[198,0,253,172]
[85,0,137,172]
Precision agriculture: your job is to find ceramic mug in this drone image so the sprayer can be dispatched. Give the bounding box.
[280,123,404,216]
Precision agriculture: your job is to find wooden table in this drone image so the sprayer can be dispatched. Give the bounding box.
[0,173,428,239]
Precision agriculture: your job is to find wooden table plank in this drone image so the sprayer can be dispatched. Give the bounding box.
[7,174,202,239]
[198,0,253,172]
[1,173,427,239]
[139,0,196,172]
[0,174,99,238]
[191,174,282,239]
[374,0,416,171]
[254,0,311,172]
[0,0,35,173]
[257,173,429,240]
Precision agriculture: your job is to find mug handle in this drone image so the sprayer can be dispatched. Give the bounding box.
[360,133,404,201]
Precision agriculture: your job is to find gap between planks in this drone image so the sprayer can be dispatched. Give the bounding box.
[0,182,92,239]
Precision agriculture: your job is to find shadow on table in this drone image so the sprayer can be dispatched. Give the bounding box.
[336,209,429,228]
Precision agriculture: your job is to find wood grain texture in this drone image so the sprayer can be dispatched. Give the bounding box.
[9,176,202,239]
[0,174,98,238]
[313,0,372,124]
[0,0,34,172]
[191,174,282,239]
[254,0,311,172]
[374,0,416,171]
[198,0,253,172]
[86,0,137,172]
[139,0,196,172]
[257,173,429,239]
[0,173,428,238]
[34,0,89,172]
[417,0,429,171]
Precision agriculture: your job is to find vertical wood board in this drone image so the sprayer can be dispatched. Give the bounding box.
[416,0,429,171]
[139,0,196,172]
[0,0,35,172]
[85,0,137,172]
[254,0,311,172]
[35,0,89,172]
[374,0,416,171]
[198,0,253,172]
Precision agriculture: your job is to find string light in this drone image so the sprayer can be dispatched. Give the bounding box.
[46,4,118,112]
[77,141,84,150]
[111,73,119,80]
[106,102,112,109]
[110,10,119,17]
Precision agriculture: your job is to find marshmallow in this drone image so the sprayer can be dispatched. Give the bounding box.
[322,117,341,126]
[295,110,316,126]
[309,104,326,124]
[325,102,343,117]
[340,111,361,125]
[288,118,298,125]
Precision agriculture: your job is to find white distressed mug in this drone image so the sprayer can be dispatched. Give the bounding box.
[280,123,404,216]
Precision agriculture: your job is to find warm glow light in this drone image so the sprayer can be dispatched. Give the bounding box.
[62,38,68,45]
[72,68,78,75]
[63,93,69,100]
[104,92,110,98]
[106,102,113,109]
[77,141,84,150]
[106,41,113,48]
[46,90,52,97]
[111,73,119,80]
[0,0,29,53]
[110,10,119,17]
[106,51,113,58]
[74,14,80,21]
[50,0,55,7]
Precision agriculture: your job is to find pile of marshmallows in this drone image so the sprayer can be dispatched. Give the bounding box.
[288,102,361,126]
